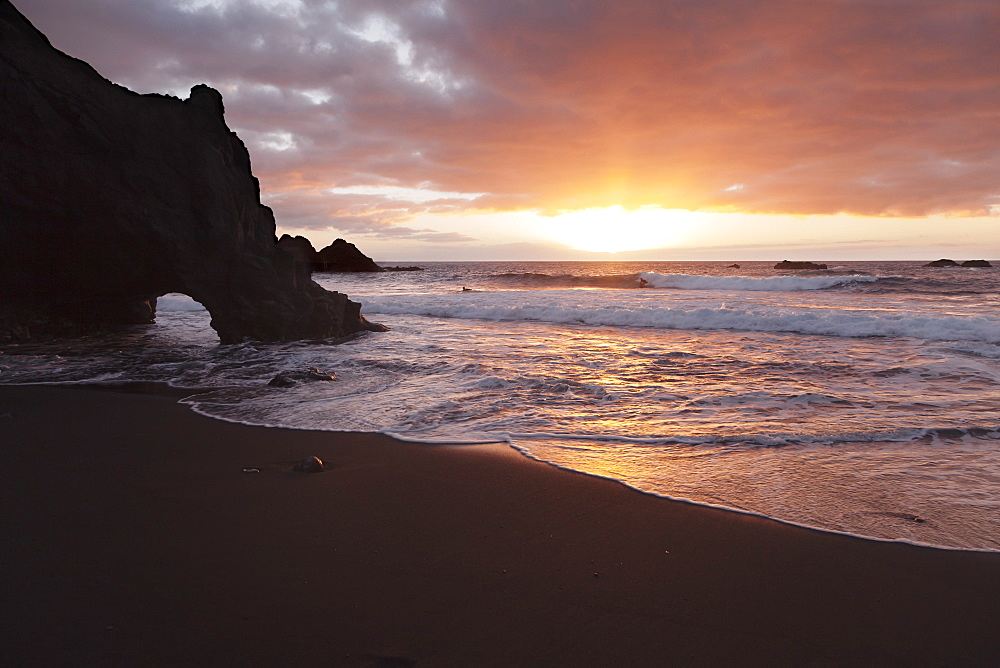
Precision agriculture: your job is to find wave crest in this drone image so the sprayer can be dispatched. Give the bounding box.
[639,272,878,291]
[362,294,1000,345]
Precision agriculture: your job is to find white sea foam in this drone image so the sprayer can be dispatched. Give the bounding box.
[937,341,1000,360]
[5,260,1000,552]
[362,291,1000,345]
[639,272,878,291]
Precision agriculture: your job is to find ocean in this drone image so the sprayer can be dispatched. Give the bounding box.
[3,260,999,551]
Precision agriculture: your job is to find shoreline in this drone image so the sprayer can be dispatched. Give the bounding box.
[159,381,1000,554]
[42,381,997,554]
[2,383,999,665]
[507,440,1000,556]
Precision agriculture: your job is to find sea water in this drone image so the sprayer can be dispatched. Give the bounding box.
[3,261,999,551]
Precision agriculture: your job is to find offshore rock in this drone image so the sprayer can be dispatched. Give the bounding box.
[275,234,319,269]
[923,259,991,268]
[773,260,828,270]
[0,2,382,343]
[313,239,385,273]
[276,235,384,273]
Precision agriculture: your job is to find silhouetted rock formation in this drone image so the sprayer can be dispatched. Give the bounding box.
[314,239,385,272]
[773,260,828,270]
[0,1,383,343]
[276,235,384,273]
[275,235,319,268]
[726,263,741,269]
[385,266,424,272]
[923,259,992,268]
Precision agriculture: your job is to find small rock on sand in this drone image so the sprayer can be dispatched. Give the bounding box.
[292,456,325,473]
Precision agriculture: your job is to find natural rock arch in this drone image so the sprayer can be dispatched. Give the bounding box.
[0,1,382,343]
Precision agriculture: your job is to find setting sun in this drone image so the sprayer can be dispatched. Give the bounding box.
[539,206,694,253]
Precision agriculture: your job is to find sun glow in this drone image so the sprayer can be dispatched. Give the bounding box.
[539,206,693,253]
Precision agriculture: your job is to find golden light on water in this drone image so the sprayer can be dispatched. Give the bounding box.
[539,206,694,253]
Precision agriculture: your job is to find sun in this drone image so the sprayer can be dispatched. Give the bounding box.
[539,206,693,253]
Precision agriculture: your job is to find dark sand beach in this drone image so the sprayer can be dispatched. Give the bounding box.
[2,384,999,666]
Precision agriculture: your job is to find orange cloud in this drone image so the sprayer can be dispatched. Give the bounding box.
[15,0,1000,238]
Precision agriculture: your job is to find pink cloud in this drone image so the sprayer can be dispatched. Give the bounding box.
[14,0,1000,236]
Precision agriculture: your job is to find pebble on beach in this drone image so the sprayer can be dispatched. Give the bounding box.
[292,456,325,473]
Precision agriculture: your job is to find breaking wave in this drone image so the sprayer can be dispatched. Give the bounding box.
[484,271,880,291]
[638,272,879,291]
[362,294,1000,345]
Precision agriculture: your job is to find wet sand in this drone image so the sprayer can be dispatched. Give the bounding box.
[2,384,998,665]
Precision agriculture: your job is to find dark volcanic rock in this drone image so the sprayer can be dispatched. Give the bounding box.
[923,259,991,268]
[267,368,336,387]
[726,263,741,269]
[292,456,325,473]
[773,260,828,270]
[0,2,383,343]
[276,234,319,268]
[276,234,384,273]
[313,239,384,273]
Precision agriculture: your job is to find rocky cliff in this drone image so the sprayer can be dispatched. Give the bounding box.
[0,1,383,343]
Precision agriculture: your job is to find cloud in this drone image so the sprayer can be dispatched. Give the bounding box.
[15,0,1000,227]
[262,185,479,240]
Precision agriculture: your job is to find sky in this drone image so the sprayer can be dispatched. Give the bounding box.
[15,0,1000,261]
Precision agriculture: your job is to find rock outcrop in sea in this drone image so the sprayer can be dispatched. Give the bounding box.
[773,260,828,270]
[923,259,993,268]
[277,235,385,273]
[0,1,383,343]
